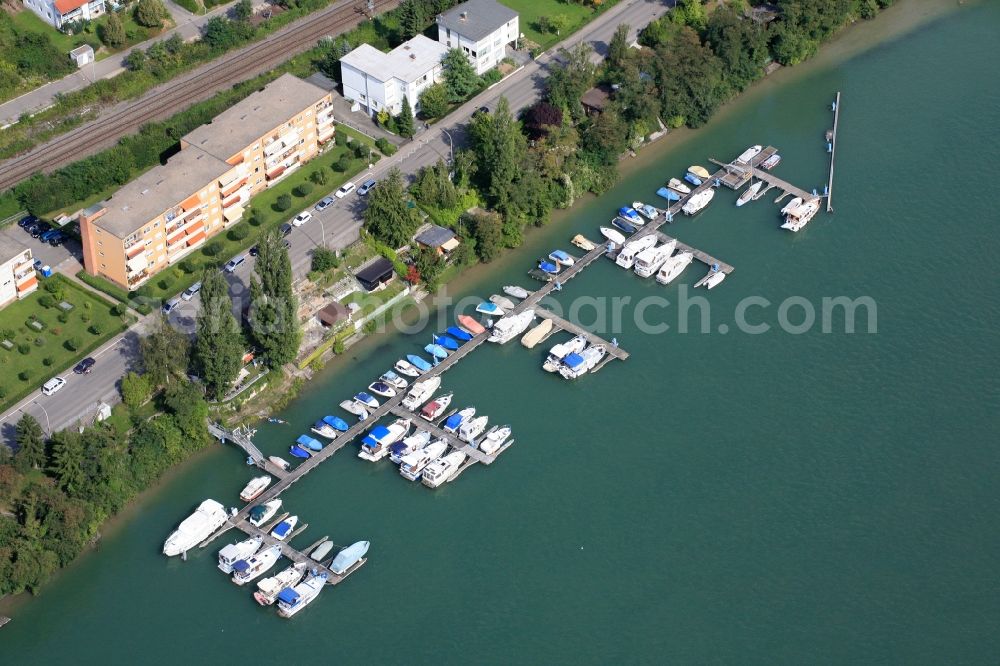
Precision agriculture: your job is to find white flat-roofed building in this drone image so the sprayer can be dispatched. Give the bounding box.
[0,238,37,308]
[436,0,519,75]
[340,35,449,117]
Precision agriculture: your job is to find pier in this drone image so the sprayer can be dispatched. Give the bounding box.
[708,149,813,202]
[387,404,510,466]
[208,421,288,479]
[827,92,841,212]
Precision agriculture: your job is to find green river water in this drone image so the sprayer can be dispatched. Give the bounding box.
[2,3,999,662]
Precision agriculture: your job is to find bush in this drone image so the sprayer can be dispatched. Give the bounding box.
[19,371,30,382]
[179,260,196,274]
[17,343,30,355]
[34,337,45,347]
[275,194,292,212]
[335,132,348,146]
[227,224,250,241]
[311,247,339,272]
[76,271,130,304]
[65,337,80,351]
[80,313,90,323]
[334,154,351,172]
[203,241,223,257]
[294,182,314,197]
[89,323,103,335]
[376,138,396,156]
[332,340,345,355]
[43,356,54,367]
[38,294,55,308]
[354,143,369,160]
[111,303,127,316]
[57,312,69,323]
[311,169,328,186]
[482,68,503,86]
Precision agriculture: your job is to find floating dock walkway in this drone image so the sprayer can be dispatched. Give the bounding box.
[208,421,289,479]
[532,309,629,362]
[708,149,813,202]
[387,404,505,466]
[827,92,841,212]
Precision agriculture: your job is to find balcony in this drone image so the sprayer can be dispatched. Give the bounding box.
[222,189,245,209]
[220,176,247,198]
[16,276,38,294]
[263,129,300,157]
[265,145,299,169]
[317,107,335,125]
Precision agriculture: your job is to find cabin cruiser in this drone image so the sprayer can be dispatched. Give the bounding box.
[390,429,432,464]
[703,271,727,289]
[380,370,409,389]
[479,426,511,455]
[656,186,681,202]
[618,206,645,227]
[559,345,607,380]
[394,359,421,378]
[634,239,677,278]
[399,439,448,481]
[367,381,396,398]
[735,145,763,164]
[402,377,442,410]
[542,335,588,372]
[218,535,263,574]
[442,406,475,433]
[655,251,694,285]
[737,181,762,206]
[631,201,659,220]
[667,177,691,194]
[359,418,411,461]
[407,354,433,373]
[760,153,781,170]
[276,572,328,618]
[781,198,821,232]
[270,515,298,541]
[310,416,345,439]
[779,196,803,215]
[682,188,715,215]
[353,392,379,410]
[548,250,575,267]
[329,541,369,575]
[488,310,536,344]
[615,235,657,270]
[248,499,281,528]
[432,334,460,351]
[421,450,467,488]
[163,499,229,557]
[421,392,452,421]
[459,415,488,443]
[599,227,626,245]
[254,563,307,606]
[232,544,282,585]
[239,475,272,502]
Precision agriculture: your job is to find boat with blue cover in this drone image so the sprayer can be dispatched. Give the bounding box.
[329,541,370,575]
[270,515,297,541]
[476,301,505,316]
[618,206,644,226]
[310,416,342,439]
[380,370,408,389]
[406,354,433,373]
[324,415,348,432]
[443,406,475,433]
[424,343,449,360]
[656,186,681,202]
[684,172,702,186]
[538,260,560,275]
[276,572,328,618]
[359,418,411,461]
[296,434,322,452]
[445,326,473,342]
[289,444,312,459]
[367,381,396,398]
[548,249,575,267]
[611,216,637,235]
[354,392,379,409]
[433,334,460,350]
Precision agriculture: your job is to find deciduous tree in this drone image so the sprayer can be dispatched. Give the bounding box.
[248,230,300,367]
[418,82,449,119]
[134,0,168,28]
[193,269,243,399]
[100,12,126,48]
[140,314,190,386]
[442,48,482,102]
[363,168,420,248]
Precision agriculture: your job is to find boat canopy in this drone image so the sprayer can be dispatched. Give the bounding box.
[323,416,349,431]
[407,354,432,371]
[289,445,311,458]
[232,559,251,572]
[277,587,300,604]
[249,505,266,520]
[446,326,473,341]
[433,334,460,350]
[656,187,680,201]
[562,353,584,369]
[367,425,391,440]
[550,250,571,261]
[296,434,322,450]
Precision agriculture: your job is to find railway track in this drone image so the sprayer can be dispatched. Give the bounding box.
[0,0,399,192]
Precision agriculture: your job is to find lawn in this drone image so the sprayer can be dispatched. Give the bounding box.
[131,125,382,303]
[0,274,134,413]
[9,9,100,54]
[504,0,622,51]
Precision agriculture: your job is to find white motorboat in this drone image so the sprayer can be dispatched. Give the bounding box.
[402,376,442,410]
[442,406,475,433]
[276,572,328,618]
[358,418,412,461]
[736,181,762,206]
[390,429,432,464]
[548,249,575,267]
[367,381,396,398]
[631,201,660,220]
[479,425,511,455]
[703,271,727,289]
[502,285,530,299]
[339,399,368,416]
[248,499,281,527]
[459,415,488,443]
[420,392,452,421]
[634,239,677,278]
[490,294,517,311]
[218,535,263,574]
[542,335,588,372]
[163,499,229,557]
[615,235,657,270]
[781,198,821,232]
[780,196,803,215]
[488,310,535,344]
[329,541,369,575]
[421,450,467,488]
[682,189,715,215]
[268,456,291,471]
[736,144,763,164]
[254,563,307,606]
[655,251,694,285]
[310,420,339,440]
[559,345,607,380]
[667,177,691,195]
[232,544,282,585]
[393,359,421,378]
[239,475,272,503]
[380,370,408,389]
[599,227,626,245]
[270,515,298,541]
[399,439,448,481]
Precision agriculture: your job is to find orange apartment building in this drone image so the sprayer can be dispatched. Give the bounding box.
[79,74,335,291]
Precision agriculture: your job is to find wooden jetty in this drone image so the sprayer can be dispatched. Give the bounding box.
[827,92,841,212]
[533,308,629,362]
[387,404,503,466]
[208,421,288,479]
[654,232,733,276]
[708,148,813,202]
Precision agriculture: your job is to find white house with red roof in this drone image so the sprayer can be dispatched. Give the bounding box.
[22,0,107,29]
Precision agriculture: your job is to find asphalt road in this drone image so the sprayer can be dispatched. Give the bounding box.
[0,0,672,445]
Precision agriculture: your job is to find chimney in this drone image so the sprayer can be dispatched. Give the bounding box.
[460,11,467,20]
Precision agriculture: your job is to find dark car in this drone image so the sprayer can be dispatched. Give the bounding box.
[279,223,293,236]
[19,215,39,228]
[73,357,96,375]
[284,239,291,249]
[40,228,62,242]
[248,245,259,257]
[28,224,46,237]
[33,258,43,270]
[473,106,490,117]
[48,233,67,246]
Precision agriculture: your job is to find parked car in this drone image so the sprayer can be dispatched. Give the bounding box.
[162,296,181,314]
[223,255,246,273]
[41,376,66,396]
[358,178,377,195]
[33,258,43,271]
[40,229,62,242]
[181,281,202,300]
[18,215,39,228]
[292,211,312,227]
[28,224,46,238]
[279,223,293,237]
[315,196,335,211]
[248,245,259,257]
[73,357,96,375]
[48,233,67,246]
[335,181,356,198]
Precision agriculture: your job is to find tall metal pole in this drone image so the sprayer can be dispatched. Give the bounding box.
[29,401,51,435]
[440,128,455,166]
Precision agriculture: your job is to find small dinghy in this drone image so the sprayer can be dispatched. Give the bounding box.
[296,434,323,452]
[548,250,575,267]
[443,406,475,433]
[618,206,645,226]
[502,285,530,299]
[380,370,408,389]
[354,392,379,409]
[394,359,421,377]
[406,354,433,373]
[424,343,449,360]
[600,227,626,245]
[432,334,460,351]
[631,202,659,220]
[476,301,505,316]
[446,325,474,342]
[538,260,560,275]
[571,235,596,251]
[457,315,486,335]
[704,271,727,290]
[667,177,691,194]
[268,456,291,471]
[289,444,312,459]
[490,294,517,311]
[367,381,396,398]
[611,216,636,235]
[656,186,681,202]
[310,540,335,562]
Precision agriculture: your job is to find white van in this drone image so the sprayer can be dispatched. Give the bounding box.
[41,376,66,396]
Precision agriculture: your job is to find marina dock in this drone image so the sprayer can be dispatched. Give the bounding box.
[827,92,841,212]
[532,309,629,362]
[708,149,814,202]
[386,404,508,466]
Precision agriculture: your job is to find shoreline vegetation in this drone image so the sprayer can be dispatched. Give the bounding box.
[0,0,942,603]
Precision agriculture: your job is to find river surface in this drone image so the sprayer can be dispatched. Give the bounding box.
[3,3,999,662]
